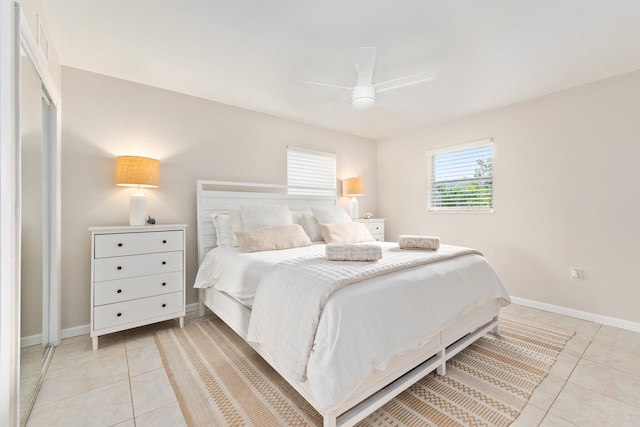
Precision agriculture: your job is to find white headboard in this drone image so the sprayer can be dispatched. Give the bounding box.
[196,180,337,264]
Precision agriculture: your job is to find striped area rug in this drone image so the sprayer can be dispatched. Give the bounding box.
[154,316,573,427]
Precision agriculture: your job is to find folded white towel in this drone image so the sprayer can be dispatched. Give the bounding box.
[325,243,382,262]
[398,235,440,250]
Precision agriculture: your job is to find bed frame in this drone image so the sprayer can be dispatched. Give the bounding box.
[196,180,501,427]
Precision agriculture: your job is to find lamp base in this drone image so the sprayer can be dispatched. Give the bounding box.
[349,196,359,219]
[129,189,148,226]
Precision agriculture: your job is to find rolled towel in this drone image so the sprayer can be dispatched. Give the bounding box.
[325,243,382,262]
[398,235,440,250]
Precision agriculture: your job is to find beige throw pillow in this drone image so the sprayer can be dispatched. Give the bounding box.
[319,222,374,244]
[235,224,312,253]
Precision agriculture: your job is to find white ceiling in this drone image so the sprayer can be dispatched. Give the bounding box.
[41,0,640,140]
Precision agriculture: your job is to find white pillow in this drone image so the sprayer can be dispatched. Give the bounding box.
[240,204,293,230]
[290,211,302,225]
[210,213,233,247]
[229,209,244,246]
[319,222,374,243]
[300,213,324,241]
[311,205,352,224]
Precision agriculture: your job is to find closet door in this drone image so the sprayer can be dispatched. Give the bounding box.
[17,6,61,425]
[18,46,48,426]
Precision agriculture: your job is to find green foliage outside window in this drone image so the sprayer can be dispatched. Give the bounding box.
[432,158,492,208]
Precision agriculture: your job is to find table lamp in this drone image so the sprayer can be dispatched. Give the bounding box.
[115,156,159,226]
[343,177,364,219]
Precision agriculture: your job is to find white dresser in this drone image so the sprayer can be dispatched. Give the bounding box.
[354,218,385,241]
[89,224,187,350]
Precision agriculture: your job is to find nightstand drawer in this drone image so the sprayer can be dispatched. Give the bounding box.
[93,291,183,331]
[354,219,385,242]
[94,271,183,306]
[94,230,184,258]
[94,251,183,282]
[361,222,384,235]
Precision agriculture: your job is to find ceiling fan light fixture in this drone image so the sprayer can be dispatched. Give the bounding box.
[352,85,376,110]
[299,48,436,112]
[352,97,375,110]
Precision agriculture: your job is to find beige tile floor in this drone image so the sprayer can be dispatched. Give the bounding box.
[26,305,640,427]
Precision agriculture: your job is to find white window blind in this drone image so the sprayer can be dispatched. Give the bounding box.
[427,139,493,212]
[287,146,337,196]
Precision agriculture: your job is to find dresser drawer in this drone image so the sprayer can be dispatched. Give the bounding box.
[94,230,184,258]
[94,251,183,282]
[94,271,183,306]
[93,291,183,331]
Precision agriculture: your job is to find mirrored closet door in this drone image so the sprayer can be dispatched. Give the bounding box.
[17,6,61,425]
[19,46,52,425]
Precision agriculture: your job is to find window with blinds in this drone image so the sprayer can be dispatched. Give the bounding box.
[287,146,337,196]
[427,139,493,212]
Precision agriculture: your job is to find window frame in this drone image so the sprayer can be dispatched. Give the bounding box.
[426,138,494,213]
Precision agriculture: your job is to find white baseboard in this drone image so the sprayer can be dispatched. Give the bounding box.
[186,302,199,313]
[511,296,640,333]
[61,302,202,339]
[61,324,90,339]
[21,334,42,348]
[61,299,640,340]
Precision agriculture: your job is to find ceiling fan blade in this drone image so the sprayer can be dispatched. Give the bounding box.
[329,95,353,112]
[374,69,436,94]
[356,47,377,86]
[297,80,353,92]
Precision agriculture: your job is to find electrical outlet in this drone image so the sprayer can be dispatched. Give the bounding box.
[570,268,582,280]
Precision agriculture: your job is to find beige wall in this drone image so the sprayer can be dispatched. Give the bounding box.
[61,67,377,330]
[378,69,640,324]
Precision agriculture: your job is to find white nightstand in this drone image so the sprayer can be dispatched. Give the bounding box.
[354,218,385,241]
[89,224,187,350]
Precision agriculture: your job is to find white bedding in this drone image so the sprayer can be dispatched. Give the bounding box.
[193,243,327,305]
[194,242,510,411]
[248,244,485,382]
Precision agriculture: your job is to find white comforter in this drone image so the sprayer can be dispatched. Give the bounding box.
[194,242,510,411]
[247,245,484,382]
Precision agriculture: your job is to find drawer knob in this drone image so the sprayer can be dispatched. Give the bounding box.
[117,289,122,294]
[162,282,167,286]
[162,240,167,244]
[117,312,122,317]
[118,243,123,247]
[162,303,166,308]
[162,261,166,265]
[117,266,122,270]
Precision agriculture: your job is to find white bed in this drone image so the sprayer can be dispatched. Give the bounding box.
[195,180,510,427]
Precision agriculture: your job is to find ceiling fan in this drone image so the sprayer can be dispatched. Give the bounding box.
[299,47,436,111]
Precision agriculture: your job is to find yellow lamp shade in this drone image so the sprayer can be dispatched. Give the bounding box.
[343,177,364,196]
[115,156,159,188]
